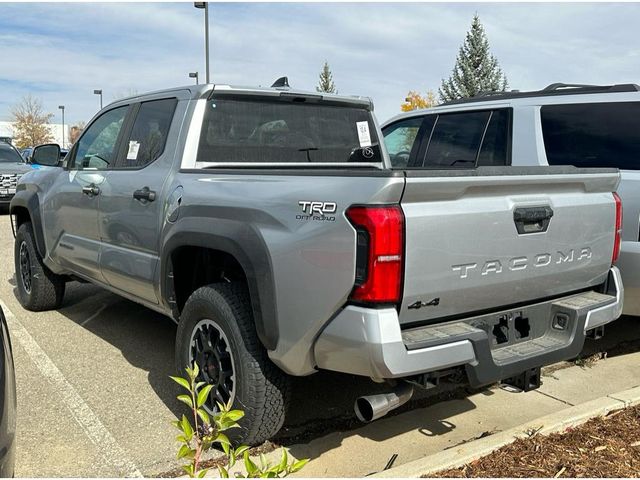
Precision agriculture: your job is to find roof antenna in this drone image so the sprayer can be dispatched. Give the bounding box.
[271,76,290,88]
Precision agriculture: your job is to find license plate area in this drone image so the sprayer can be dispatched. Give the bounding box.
[470,308,549,350]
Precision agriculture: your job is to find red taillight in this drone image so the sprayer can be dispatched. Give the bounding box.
[612,192,622,264]
[346,205,404,304]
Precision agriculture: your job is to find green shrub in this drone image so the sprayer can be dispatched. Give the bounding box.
[171,364,308,478]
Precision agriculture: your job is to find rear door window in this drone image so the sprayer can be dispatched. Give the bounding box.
[541,102,640,169]
[477,109,510,166]
[119,98,177,169]
[422,111,491,168]
[196,97,382,164]
[412,109,510,168]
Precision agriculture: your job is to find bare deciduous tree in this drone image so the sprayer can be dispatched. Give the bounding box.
[10,95,54,149]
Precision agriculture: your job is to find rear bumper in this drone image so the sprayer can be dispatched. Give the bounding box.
[314,267,623,385]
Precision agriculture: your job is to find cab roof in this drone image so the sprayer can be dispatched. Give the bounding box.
[109,83,373,110]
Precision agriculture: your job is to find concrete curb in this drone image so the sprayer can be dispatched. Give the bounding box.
[373,384,640,478]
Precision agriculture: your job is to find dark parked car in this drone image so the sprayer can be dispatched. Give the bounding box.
[0,305,16,477]
[0,143,32,207]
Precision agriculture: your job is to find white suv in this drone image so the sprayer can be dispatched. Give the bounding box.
[381,83,639,315]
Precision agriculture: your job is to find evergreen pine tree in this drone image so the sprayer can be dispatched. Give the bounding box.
[439,14,508,102]
[316,61,337,94]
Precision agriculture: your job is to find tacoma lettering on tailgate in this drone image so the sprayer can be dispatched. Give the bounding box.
[452,247,592,279]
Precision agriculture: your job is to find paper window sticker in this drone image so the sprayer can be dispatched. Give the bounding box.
[356,121,372,147]
[127,141,141,160]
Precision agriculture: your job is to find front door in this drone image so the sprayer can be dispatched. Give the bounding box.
[42,105,130,281]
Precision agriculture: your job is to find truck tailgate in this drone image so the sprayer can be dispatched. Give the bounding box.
[399,167,620,325]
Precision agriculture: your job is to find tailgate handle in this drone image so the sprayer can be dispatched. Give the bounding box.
[513,206,553,234]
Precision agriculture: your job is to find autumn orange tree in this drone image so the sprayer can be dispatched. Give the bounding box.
[400,90,438,112]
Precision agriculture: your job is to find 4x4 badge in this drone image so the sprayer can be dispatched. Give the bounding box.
[408,298,440,309]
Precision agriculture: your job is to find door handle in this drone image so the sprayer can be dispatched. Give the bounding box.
[133,187,156,202]
[81,184,100,196]
[513,206,554,234]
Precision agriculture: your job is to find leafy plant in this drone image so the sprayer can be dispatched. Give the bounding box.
[171,364,308,478]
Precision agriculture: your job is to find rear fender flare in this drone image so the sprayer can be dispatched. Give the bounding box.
[161,223,278,351]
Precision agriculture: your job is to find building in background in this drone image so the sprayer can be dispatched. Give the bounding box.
[0,121,69,148]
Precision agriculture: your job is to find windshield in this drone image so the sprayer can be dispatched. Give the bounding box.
[196,96,382,164]
[0,145,24,163]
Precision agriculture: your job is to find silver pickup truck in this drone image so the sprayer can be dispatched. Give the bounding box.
[10,83,623,445]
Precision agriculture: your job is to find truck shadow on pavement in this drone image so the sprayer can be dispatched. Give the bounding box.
[14,279,481,454]
[12,276,640,459]
[278,373,479,444]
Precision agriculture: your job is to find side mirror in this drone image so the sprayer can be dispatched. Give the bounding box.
[32,144,61,167]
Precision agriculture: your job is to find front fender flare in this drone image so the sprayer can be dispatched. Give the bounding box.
[9,190,46,258]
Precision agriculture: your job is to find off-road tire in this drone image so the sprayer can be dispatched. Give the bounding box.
[14,222,65,311]
[175,283,290,446]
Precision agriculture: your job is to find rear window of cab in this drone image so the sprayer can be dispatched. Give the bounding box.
[196,97,383,165]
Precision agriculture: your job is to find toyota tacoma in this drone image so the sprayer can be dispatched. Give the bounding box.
[10,82,624,445]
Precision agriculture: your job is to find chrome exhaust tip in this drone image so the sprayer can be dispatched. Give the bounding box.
[354,383,414,423]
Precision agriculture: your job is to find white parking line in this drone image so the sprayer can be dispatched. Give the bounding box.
[81,303,109,327]
[1,301,143,478]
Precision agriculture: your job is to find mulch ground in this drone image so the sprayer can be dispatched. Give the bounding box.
[431,403,640,477]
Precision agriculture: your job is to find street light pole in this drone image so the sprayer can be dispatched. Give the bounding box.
[194,2,210,83]
[58,105,65,148]
[94,89,103,110]
[189,72,199,85]
[204,3,209,83]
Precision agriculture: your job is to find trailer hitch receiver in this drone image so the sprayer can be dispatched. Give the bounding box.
[502,367,541,392]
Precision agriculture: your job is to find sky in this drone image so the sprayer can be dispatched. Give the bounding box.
[1,2,640,126]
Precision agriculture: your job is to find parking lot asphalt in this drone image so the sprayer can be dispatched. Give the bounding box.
[1,212,640,477]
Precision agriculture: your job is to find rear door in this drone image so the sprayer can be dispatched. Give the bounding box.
[98,96,181,304]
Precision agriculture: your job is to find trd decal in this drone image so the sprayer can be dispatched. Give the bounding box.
[297,201,337,222]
